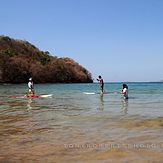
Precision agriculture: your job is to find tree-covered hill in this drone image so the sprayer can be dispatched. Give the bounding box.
[0,36,93,83]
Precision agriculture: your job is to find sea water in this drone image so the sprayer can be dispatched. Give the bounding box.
[0,83,163,162]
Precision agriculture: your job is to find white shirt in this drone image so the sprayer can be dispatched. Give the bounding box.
[28,81,33,89]
[122,88,128,99]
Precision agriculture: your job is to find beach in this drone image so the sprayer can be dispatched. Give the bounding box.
[0,83,163,162]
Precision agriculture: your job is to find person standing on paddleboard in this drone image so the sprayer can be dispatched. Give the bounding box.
[28,78,35,95]
[97,75,104,96]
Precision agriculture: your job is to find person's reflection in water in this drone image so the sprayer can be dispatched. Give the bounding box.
[121,99,128,114]
[98,95,104,111]
[27,99,39,111]
[27,98,32,110]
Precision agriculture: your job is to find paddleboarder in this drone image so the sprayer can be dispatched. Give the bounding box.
[97,75,104,96]
[28,77,35,96]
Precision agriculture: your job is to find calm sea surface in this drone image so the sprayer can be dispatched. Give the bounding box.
[0,83,163,162]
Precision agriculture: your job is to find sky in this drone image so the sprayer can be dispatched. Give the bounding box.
[0,0,163,82]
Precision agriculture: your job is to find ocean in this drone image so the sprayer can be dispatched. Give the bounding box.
[0,83,163,162]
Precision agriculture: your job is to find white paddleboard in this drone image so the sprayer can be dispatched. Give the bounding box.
[11,94,53,99]
[83,92,96,95]
[39,94,53,98]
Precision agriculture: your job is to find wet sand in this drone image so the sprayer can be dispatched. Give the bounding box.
[0,112,163,163]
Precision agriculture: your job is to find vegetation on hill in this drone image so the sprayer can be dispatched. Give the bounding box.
[0,36,93,83]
